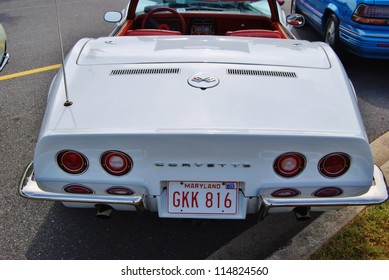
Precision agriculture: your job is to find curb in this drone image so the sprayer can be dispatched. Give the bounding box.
[207,131,389,260]
[266,205,367,259]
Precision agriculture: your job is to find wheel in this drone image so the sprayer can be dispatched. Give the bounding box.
[141,7,186,34]
[324,14,340,51]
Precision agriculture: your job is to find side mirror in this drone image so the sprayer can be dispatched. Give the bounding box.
[104,11,122,23]
[286,14,305,27]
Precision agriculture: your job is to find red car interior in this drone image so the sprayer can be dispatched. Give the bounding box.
[116,12,288,38]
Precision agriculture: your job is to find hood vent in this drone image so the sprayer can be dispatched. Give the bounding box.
[227,69,297,78]
[110,68,180,76]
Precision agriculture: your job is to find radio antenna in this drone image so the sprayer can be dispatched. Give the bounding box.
[54,0,73,106]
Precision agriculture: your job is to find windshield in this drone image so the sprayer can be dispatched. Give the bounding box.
[135,0,272,17]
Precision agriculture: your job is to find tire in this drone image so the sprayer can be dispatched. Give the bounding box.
[324,14,341,52]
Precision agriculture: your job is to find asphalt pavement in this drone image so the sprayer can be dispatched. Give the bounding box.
[207,132,389,260]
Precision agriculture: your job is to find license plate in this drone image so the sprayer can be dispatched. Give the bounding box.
[167,181,238,215]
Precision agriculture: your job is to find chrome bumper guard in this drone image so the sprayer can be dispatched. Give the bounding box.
[18,162,145,210]
[258,165,388,220]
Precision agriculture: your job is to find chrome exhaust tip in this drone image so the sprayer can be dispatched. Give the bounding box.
[294,207,311,221]
[96,204,113,219]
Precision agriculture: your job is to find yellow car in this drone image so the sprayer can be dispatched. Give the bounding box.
[0,23,9,71]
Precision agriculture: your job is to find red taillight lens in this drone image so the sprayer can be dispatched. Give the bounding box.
[64,184,94,194]
[57,150,88,174]
[313,187,343,197]
[319,153,350,178]
[274,152,306,178]
[271,188,300,198]
[352,4,389,25]
[106,187,134,195]
[101,151,133,176]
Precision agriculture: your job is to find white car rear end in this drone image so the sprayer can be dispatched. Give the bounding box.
[19,36,388,220]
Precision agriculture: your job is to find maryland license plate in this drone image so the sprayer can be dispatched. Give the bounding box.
[167,181,238,215]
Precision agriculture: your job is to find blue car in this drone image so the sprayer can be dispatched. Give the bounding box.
[291,0,389,59]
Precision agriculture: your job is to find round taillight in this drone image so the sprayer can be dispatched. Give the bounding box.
[271,188,301,198]
[101,151,133,176]
[57,150,88,174]
[106,187,134,195]
[313,187,343,197]
[319,153,350,178]
[64,184,94,194]
[274,152,306,178]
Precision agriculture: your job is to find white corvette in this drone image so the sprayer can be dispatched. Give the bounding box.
[19,0,388,220]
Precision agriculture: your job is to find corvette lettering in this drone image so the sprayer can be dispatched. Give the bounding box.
[155,162,251,168]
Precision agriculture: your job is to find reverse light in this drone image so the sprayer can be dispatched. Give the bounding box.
[274,152,306,178]
[106,187,135,195]
[313,187,343,197]
[64,184,94,194]
[101,151,133,176]
[271,188,301,198]
[319,153,350,178]
[352,4,389,25]
[57,150,88,174]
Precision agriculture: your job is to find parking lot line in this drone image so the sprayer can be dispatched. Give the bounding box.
[0,64,61,81]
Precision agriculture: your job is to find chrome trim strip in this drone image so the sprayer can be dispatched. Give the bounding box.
[18,162,145,207]
[339,25,360,38]
[261,165,388,208]
[298,0,322,18]
[0,53,9,71]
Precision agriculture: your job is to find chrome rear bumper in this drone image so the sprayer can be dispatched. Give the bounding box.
[258,165,388,220]
[19,162,388,219]
[18,162,145,210]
